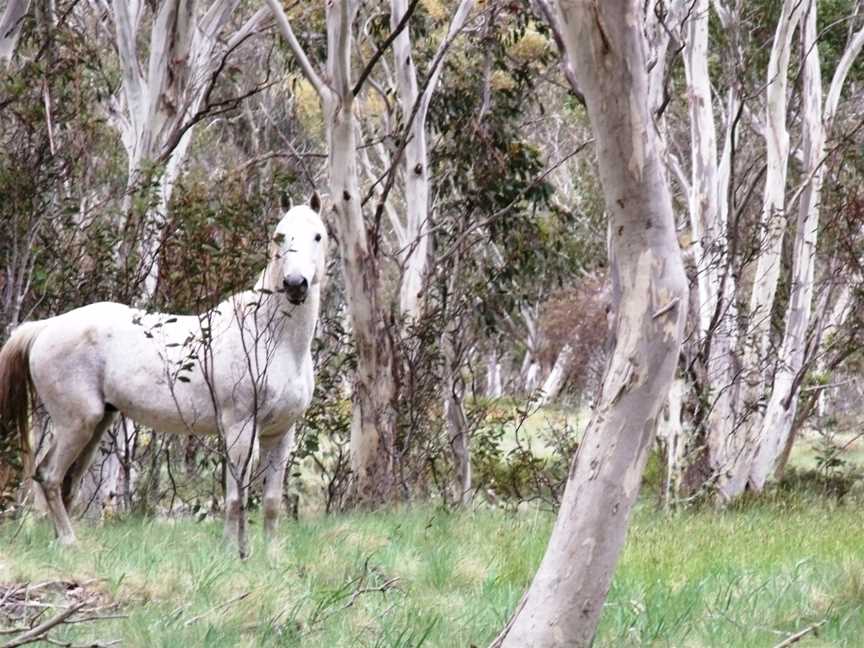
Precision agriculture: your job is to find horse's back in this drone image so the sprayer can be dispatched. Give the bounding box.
[27,302,218,433]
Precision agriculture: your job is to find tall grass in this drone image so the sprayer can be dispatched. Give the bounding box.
[1,490,862,646]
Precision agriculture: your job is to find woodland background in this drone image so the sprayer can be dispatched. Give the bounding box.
[2,0,864,646]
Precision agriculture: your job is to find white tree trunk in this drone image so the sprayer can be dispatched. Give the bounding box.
[682,0,720,339]
[325,2,401,505]
[391,0,428,319]
[538,344,574,405]
[492,1,688,644]
[485,351,503,399]
[750,4,864,489]
[524,361,540,393]
[390,0,474,318]
[656,377,685,508]
[0,0,30,61]
[714,0,803,499]
[703,82,741,480]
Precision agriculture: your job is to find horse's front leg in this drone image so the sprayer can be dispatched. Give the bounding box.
[223,423,256,558]
[259,427,295,542]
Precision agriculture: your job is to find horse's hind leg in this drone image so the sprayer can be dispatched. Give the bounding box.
[62,411,118,511]
[34,408,108,545]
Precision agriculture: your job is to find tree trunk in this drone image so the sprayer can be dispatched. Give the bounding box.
[713,0,803,499]
[391,0,429,320]
[321,3,399,507]
[656,376,685,508]
[442,331,471,504]
[391,0,474,318]
[682,0,719,339]
[485,350,503,398]
[750,3,864,489]
[749,1,821,489]
[491,1,688,645]
[538,344,574,405]
[0,0,30,62]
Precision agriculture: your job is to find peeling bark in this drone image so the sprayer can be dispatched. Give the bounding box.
[491,1,687,645]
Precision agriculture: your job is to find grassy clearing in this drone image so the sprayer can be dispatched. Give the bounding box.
[1,490,863,647]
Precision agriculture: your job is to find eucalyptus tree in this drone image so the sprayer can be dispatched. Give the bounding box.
[97,0,270,299]
[653,0,864,500]
[749,1,864,489]
[264,0,483,505]
[492,0,688,644]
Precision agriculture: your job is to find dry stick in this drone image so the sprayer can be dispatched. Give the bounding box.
[771,619,828,648]
[2,599,88,648]
[182,591,251,627]
[43,639,120,648]
[0,585,23,609]
[342,577,401,611]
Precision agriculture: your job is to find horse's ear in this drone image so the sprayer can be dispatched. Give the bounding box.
[310,192,321,213]
[280,191,292,211]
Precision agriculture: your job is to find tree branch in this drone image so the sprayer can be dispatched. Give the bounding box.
[352,0,422,97]
[2,600,88,648]
[264,0,326,98]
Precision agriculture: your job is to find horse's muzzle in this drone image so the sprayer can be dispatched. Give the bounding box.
[283,275,309,305]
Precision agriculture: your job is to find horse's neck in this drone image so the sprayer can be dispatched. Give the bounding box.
[232,269,318,362]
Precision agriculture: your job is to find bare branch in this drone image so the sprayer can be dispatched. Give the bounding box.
[352,0,422,97]
[824,23,864,127]
[771,620,828,648]
[2,600,88,648]
[264,0,326,98]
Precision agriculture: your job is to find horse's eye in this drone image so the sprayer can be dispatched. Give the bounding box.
[314,233,322,242]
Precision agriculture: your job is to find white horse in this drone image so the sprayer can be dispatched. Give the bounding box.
[0,201,327,554]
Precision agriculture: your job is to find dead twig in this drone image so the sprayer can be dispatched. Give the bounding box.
[342,577,401,611]
[771,619,828,648]
[43,638,120,648]
[183,591,251,626]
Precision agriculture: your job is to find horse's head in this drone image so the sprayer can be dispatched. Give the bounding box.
[271,197,328,305]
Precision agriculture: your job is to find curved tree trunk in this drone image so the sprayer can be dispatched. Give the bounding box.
[491,1,688,645]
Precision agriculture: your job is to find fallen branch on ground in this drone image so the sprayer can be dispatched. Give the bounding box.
[771,619,828,648]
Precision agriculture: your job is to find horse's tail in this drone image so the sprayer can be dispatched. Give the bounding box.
[0,321,49,478]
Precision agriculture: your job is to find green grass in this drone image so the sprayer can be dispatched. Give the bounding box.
[2,492,863,647]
